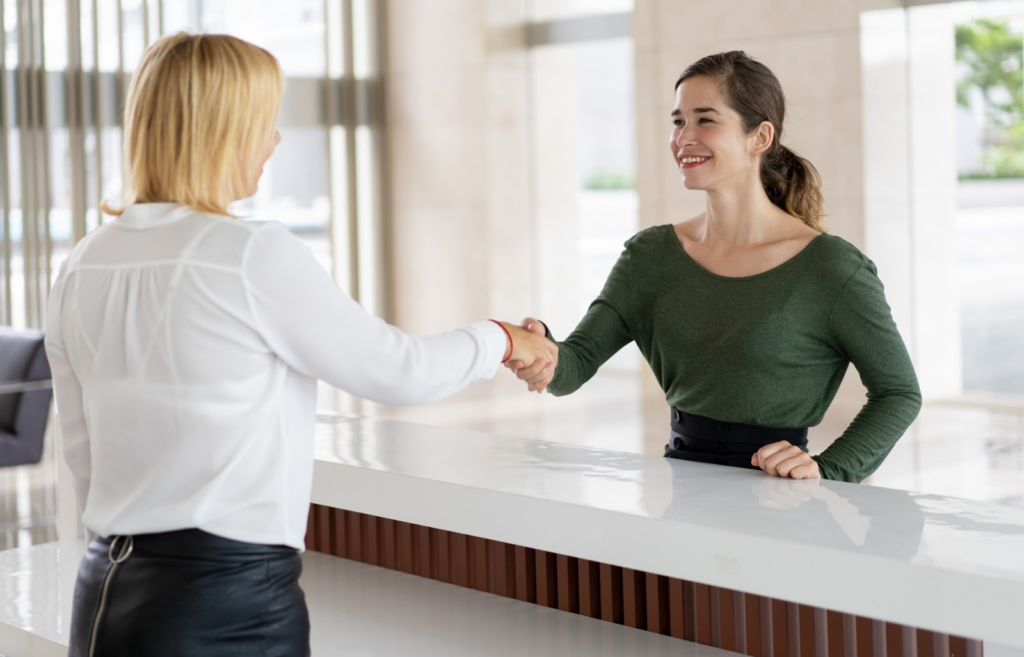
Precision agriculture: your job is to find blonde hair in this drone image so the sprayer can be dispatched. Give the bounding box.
[103,33,283,217]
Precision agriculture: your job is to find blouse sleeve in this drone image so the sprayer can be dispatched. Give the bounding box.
[242,221,507,406]
[816,263,922,482]
[45,260,93,509]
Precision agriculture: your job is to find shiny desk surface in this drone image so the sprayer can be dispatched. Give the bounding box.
[312,415,1024,649]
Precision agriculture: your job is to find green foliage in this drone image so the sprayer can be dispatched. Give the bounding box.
[955,18,1024,179]
[955,18,1023,127]
[583,169,635,190]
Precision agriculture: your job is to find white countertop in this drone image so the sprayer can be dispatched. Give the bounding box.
[0,541,735,657]
[312,415,1024,650]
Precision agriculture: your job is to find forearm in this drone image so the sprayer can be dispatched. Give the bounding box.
[813,390,922,482]
[545,301,632,397]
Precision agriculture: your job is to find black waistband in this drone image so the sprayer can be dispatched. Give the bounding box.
[670,408,808,448]
[92,528,296,561]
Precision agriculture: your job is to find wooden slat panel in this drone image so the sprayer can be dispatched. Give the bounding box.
[745,593,763,657]
[685,581,698,643]
[431,528,449,582]
[600,564,624,624]
[468,536,488,592]
[669,578,685,639]
[578,559,601,618]
[315,504,332,554]
[449,532,468,587]
[857,617,873,657]
[415,525,431,577]
[872,620,888,657]
[843,614,858,657]
[949,637,967,657]
[799,605,816,657]
[786,602,800,657]
[933,633,950,657]
[827,611,845,657]
[965,639,983,657]
[379,517,395,569]
[304,505,315,551]
[886,623,904,657]
[646,573,669,636]
[556,555,580,613]
[719,588,736,652]
[917,630,935,657]
[711,586,723,648]
[535,550,558,608]
[772,599,789,657]
[333,508,348,559]
[696,583,713,646]
[622,568,646,629]
[902,626,919,657]
[396,521,413,574]
[734,591,748,655]
[346,512,363,562]
[814,608,829,657]
[493,542,515,597]
[515,546,536,603]
[761,596,775,657]
[363,515,378,566]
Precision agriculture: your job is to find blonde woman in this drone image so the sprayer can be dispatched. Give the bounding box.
[45,33,554,656]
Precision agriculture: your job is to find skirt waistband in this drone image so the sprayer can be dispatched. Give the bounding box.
[92,528,296,562]
[670,408,808,448]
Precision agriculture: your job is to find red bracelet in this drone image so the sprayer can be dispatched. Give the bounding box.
[489,319,513,364]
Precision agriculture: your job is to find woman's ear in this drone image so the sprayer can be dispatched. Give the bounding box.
[749,121,775,156]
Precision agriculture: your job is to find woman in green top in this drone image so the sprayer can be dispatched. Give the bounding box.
[507,51,921,483]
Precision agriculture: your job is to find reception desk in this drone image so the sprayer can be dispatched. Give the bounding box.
[2,414,1022,655]
[306,414,1024,657]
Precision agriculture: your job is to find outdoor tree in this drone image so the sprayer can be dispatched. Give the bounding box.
[955,18,1024,177]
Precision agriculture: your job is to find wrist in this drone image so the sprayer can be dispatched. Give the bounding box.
[489,320,513,363]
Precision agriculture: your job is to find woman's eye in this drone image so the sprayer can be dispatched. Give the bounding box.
[699,118,713,124]
[672,119,683,127]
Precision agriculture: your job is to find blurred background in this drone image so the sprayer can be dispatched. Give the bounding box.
[2,0,1023,550]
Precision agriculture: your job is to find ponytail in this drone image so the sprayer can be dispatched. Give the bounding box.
[761,145,825,232]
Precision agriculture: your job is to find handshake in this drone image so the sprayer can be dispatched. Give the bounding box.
[495,317,558,393]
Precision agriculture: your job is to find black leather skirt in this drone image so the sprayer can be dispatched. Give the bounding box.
[69,529,309,657]
[665,408,808,470]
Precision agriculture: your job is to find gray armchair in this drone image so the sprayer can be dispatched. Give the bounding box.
[0,327,53,467]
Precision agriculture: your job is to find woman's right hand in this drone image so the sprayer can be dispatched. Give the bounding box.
[503,318,557,393]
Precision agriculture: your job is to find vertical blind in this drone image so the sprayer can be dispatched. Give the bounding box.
[0,0,389,331]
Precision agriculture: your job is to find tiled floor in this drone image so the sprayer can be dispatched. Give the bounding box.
[3,369,1023,553]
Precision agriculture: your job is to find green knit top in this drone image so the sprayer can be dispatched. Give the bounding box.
[546,224,922,483]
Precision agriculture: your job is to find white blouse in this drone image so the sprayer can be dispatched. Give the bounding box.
[45,203,506,549]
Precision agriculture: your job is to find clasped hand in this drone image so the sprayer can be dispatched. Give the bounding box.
[499,317,557,393]
[751,441,820,479]
[497,319,558,393]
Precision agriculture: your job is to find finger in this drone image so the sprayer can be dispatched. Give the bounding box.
[763,446,802,477]
[788,463,821,480]
[524,363,553,385]
[759,442,798,470]
[775,452,812,479]
[505,360,525,371]
[521,317,546,335]
[528,375,552,393]
[515,361,548,381]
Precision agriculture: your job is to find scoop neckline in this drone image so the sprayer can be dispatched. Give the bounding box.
[664,224,827,282]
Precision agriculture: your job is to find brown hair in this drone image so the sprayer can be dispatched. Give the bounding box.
[676,51,825,231]
[103,33,283,217]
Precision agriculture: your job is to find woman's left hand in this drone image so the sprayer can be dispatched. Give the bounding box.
[752,441,821,479]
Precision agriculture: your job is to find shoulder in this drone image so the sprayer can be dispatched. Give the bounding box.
[807,233,876,284]
[623,224,676,254]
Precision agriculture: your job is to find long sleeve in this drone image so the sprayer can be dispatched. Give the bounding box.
[815,264,922,482]
[547,238,638,397]
[243,221,507,406]
[44,262,93,509]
